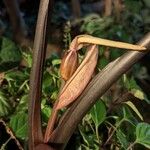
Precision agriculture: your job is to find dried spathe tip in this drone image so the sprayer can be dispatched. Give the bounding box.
[77,35,147,51]
[60,50,78,81]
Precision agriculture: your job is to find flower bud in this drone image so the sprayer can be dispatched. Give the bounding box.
[60,50,78,81]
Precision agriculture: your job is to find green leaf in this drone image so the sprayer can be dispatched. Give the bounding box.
[143,0,150,8]
[90,100,106,127]
[110,49,123,59]
[5,70,28,82]
[80,14,113,36]
[0,91,12,117]
[41,99,52,123]
[41,105,52,123]
[42,71,53,94]
[131,89,144,100]
[4,70,29,94]
[78,125,96,147]
[129,77,140,90]
[116,129,129,149]
[122,106,137,126]
[99,47,104,56]
[125,101,143,121]
[136,122,150,149]
[98,57,109,69]
[0,37,21,71]
[122,76,148,102]
[15,95,28,113]
[123,75,139,91]
[22,51,32,67]
[125,0,142,13]
[52,59,61,66]
[9,112,28,140]
[50,90,58,100]
[79,125,90,146]
[122,75,149,103]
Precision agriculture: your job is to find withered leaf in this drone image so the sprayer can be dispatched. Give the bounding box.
[60,50,78,81]
[56,45,98,110]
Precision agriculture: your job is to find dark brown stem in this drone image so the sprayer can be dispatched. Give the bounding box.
[28,0,53,150]
[44,80,65,143]
[113,0,122,21]
[104,0,112,16]
[49,33,150,149]
[3,0,27,44]
[44,106,59,143]
[71,0,81,18]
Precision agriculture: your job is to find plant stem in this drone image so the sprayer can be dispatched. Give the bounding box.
[44,80,65,143]
[88,121,95,134]
[28,0,54,149]
[0,137,11,150]
[127,141,136,150]
[104,0,112,17]
[44,106,59,143]
[104,118,125,145]
[95,126,100,144]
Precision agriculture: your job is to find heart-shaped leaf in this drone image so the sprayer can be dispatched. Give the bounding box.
[135,122,150,149]
[90,100,106,127]
[9,112,28,140]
